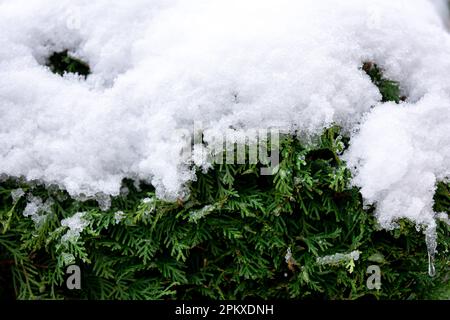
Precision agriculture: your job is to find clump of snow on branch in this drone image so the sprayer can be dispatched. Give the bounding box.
[317,251,361,273]
[189,205,216,223]
[344,95,450,230]
[11,188,25,202]
[61,212,89,242]
[114,210,125,224]
[316,250,361,266]
[0,0,449,234]
[22,196,53,227]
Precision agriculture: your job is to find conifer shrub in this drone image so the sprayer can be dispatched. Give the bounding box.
[0,53,448,300]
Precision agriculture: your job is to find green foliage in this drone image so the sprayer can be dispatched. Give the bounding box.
[46,51,90,78]
[363,62,403,103]
[434,182,450,214]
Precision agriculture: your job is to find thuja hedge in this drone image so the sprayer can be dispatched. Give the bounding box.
[0,54,448,300]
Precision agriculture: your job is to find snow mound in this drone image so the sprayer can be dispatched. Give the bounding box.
[344,94,450,229]
[0,0,449,232]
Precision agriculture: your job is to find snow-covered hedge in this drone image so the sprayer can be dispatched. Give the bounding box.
[0,131,449,299]
[0,0,449,299]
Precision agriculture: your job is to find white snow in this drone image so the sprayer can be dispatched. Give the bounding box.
[61,212,89,242]
[0,0,449,234]
[189,204,215,223]
[316,250,361,266]
[22,195,53,226]
[344,94,450,230]
[430,0,450,26]
[285,247,298,266]
[437,212,450,226]
[11,188,25,202]
[114,210,125,224]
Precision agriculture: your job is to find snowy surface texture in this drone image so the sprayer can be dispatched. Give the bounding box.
[0,0,449,231]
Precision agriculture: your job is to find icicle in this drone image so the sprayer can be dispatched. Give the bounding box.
[428,251,436,277]
[425,225,437,277]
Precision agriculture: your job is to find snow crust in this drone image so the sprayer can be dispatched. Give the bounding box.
[0,0,449,231]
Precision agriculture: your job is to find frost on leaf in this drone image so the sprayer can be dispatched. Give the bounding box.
[316,250,361,273]
[189,205,216,223]
[61,252,76,266]
[114,210,125,224]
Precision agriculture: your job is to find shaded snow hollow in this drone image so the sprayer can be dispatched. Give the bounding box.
[0,0,449,237]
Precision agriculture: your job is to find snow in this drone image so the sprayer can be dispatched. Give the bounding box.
[61,212,89,242]
[61,252,76,266]
[0,0,449,235]
[344,94,450,230]
[431,0,450,26]
[22,195,53,226]
[11,188,25,202]
[437,212,450,226]
[141,196,157,215]
[142,197,155,204]
[114,210,125,224]
[285,247,297,265]
[189,205,215,223]
[316,250,361,266]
